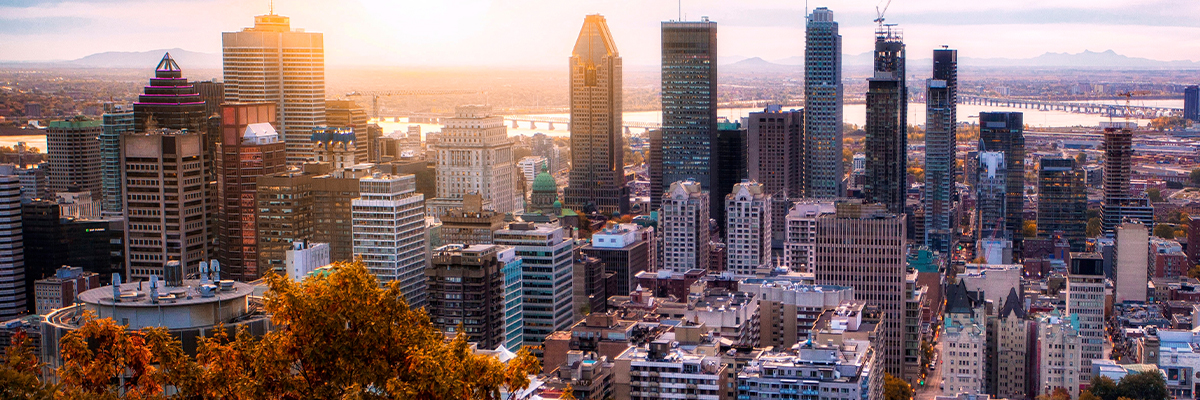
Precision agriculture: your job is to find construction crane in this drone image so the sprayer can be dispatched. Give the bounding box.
[345,90,483,120]
[874,0,893,26]
[1114,90,1153,126]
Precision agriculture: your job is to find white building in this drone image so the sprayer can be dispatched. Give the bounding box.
[284,241,331,282]
[784,200,834,273]
[1067,253,1106,384]
[352,173,428,307]
[517,156,548,185]
[0,169,22,320]
[494,221,574,347]
[941,281,987,396]
[429,105,519,216]
[1037,312,1083,399]
[614,340,727,400]
[1115,222,1149,303]
[725,180,772,277]
[661,179,710,273]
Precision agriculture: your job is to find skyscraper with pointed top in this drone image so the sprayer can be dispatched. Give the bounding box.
[805,7,843,198]
[133,53,207,133]
[864,25,907,214]
[563,14,629,215]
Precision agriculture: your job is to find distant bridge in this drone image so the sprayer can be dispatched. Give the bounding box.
[959,95,1182,119]
[504,117,662,134]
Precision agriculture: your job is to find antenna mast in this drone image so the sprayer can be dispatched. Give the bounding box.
[269,0,274,15]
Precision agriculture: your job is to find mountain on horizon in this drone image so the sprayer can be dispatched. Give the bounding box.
[67,48,220,69]
[746,50,1199,68]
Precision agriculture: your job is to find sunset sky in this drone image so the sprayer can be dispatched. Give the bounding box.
[1,0,1198,67]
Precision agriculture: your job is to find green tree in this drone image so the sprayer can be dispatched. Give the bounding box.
[1188,264,1200,280]
[1091,375,1119,400]
[1148,188,1163,202]
[883,373,912,400]
[1076,152,1088,165]
[1037,387,1072,400]
[1116,370,1169,400]
[1086,217,1103,237]
[1191,168,1200,186]
[1154,224,1176,239]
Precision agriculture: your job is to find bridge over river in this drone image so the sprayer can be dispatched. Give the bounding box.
[959,95,1182,119]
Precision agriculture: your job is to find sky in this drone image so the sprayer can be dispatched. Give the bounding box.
[1,0,1199,67]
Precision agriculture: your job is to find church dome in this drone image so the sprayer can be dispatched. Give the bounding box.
[532,171,557,193]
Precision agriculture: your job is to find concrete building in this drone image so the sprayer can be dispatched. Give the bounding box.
[661,179,710,273]
[284,241,330,282]
[121,129,209,281]
[323,100,369,162]
[1114,223,1149,303]
[46,119,102,199]
[804,7,844,198]
[725,180,772,277]
[784,200,835,273]
[255,163,367,273]
[223,11,325,163]
[613,339,727,400]
[1067,252,1106,383]
[439,193,505,245]
[33,266,99,315]
[739,280,855,349]
[517,156,548,185]
[430,106,519,216]
[924,48,958,256]
[215,103,287,281]
[351,173,427,306]
[991,288,1030,400]
[572,253,606,317]
[0,170,23,320]
[1101,128,1153,234]
[563,14,629,215]
[863,26,907,214]
[746,107,803,247]
[978,112,1025,248]
[941,280,986,396]
[427,244,511,350]
[494,221,574,347]
[582,223,650,298]
[1037,312,1083,399]
[976,152,1009,242]
[101,105,134,214]
[1038,157,1087,252]
[15,165,49,203]
[814,201,907,378]
[660,18,719,221]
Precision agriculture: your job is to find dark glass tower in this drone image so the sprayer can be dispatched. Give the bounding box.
[661,18,718,219]
[804,7,843,198]
[1100,128,1153,234]
[564,14,630,215]
[978,112,1025,244]
[924,48,957,255]
[133,53,207,133]
[863,26,907,214]
[1038,157,1086,251]
[1185,85,1199,122]
[714,121,747,237]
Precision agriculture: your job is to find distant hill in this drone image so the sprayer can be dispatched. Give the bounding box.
[67,48,220,69]
[756,50,1200,69]
[722,57,802,73]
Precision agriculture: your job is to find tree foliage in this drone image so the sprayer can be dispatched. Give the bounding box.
[1191,168,1200,186]
[0,331,54,399]
[1086,217,1103,237]
[1154,223,1176,239]
[1090,375,1119,400]
[1116,370,1169,400]
[883,373,912,400]
[1036,387,1072,400]
[1023,220,1038,238]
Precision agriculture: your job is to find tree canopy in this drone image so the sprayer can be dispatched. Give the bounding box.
[883,373,912,400]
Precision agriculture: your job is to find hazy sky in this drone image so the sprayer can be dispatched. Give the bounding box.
[2,0,1198,67]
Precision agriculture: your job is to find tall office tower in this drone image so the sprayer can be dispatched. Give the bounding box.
[660,179,710,273]
[324,100,369,163]
[223,12,325,164]
[977,112,1025,242]
[0,172,23,319]
[101,105,134,215]
[193,81,224,117]
[582,223,650,297]
[499,247,524,351]
[121,129,209,281]
[747,107,803,247]
[804,7,843,198]
[494,221,575,347]
[940,280,986,396]
[352,173,427,305]
[1037,312,1083,399]
[814,201,907,378]
[1100,128,1153,234]
[46,120,102,199]
[427,244,509,350]
[1114,223,1149,304]
[133,54,207,133]
[215,103,287,281]
[784,201,835,273]
[648,129,664,210]
[975,152,1008,242]
[1185,85,1199,122]
[1037,157,1086,251]
[429,106,518,216]
[1066,252,1105,383]
[713,122,747,233]
[725,181,772,277]
[661,18,719,220]
[563,14,629,215]
[924,48,957,255]
[992,289,1031,400]
[863,26,907,214]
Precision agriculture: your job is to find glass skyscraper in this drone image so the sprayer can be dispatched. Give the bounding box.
[864,26,907,214]
[804,7,843,198]
[661,18,718,219]
[564,14,629,215]
[978,112,1025,242]
[924,48,957,255]
[100,105,133,215]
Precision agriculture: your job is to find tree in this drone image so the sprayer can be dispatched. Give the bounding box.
[1154,224,1176,239]
[1086,217,1103,237]
[1076,152,1088,165]
[1081,391,1102,400]
[883,373,912,400]
[1188,264,1200,280]
[1037,387,1072,400]
[1090,375,1119,400]
[0,331,54,399]
[1116,370,1169,400]
[1191,168,1200,186]
[1148,188,1163,202]
[1023,220,1038,238]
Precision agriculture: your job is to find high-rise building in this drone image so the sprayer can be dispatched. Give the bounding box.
[121,129,209,281]
[725,180,772,277]
[976,152,1008,242]
[223,12,325,163]
[660,179,710,273]
[215,103,287,281]
[747,107,803,247]
[940,280,986,396]
[133,54,207,133]
[15,165,48,202]
[46,119,102,199]
[1185,85,1199,122]
[924,48,957,255]
[863,26,907,214]
[0,171,23,319]
[648,129,664,210]
[738,281,855,349]
[1114,223,1149,304]
[440,193,505,246]
[563,14,629,215]
[804,7,843,198]
[1100,128,1153,234]
[256,163,367,272]
[1066,252,1105,383]
[978,112,1025,243]
[494,221,575,347]
[661,18,719,220]
[324,99,369,163]
[991,289,1031,400]
[581,224,650,298]
[784,200,835,273]
[192,80,224,117]
[500,247,524,352]
[1037,157,1086,251]
[814,201,907,378]
[427,244,510,350]
[429,106,518,216]
[1037,312,1083,399]
[100,104,134,215]
[713,122,747,233]
[351,173,427,305]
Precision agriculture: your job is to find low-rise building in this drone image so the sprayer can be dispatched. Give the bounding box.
[33,266,99,315]
[613,339,728,400]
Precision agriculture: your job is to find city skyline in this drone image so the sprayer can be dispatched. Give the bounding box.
[3,1,1200,67]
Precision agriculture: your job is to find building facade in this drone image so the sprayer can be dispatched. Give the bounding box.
[133,53,208,134]
[494,221,574,347]
[924,48,958,255]
[582,224,650,298]
[804,7,843,198]
[1114,223,1149,303]
[976,152,1008,242]
[430,106,519,216]
[661,19,719,220]
[1101,127,1153,234]
[941,281,986,396]
[1037,157,1086,251]
[46,119,103,199]
[351,173,427,306]
[747,107,803,247]
[978,112,1025,244]
[660,179,710,273]
[785,201,836,273]
[713,122,747,234]
[863,27,907,214]
[215,103,287,281]
[427,244,510,350]
[1037,312,1083,399]
[563,14,629,215]
[101,105,134,214]
[725,181,772,276]
[1066,252,1106,383]
[0,172,23,319]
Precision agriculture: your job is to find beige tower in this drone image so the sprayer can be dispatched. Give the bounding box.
[429,106,518,217]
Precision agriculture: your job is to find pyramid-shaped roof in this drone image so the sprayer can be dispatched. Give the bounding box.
[156,52,181,72]
[572,14,618,66]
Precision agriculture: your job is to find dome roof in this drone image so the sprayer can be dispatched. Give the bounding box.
[532,171,557,193]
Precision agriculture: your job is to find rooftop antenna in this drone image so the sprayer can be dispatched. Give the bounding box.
[678,0,681,21]
[269,0,274,15]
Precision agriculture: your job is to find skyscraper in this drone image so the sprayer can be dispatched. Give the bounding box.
[863,26,907,214]
[352,173,427,305]
[1100,127,1153,234]
[427,244,510,350]
[0,171,23,319]
[660,179,710,273]
[815,201,907,378]
[713,122,747,233]
[46,119,102,199]
[661,18,719,220]
[324,100,369,163]
[215,103,287,281]
[978,112,1025,242]
[747,107,803,247]
[725,180,772,277]
[100,104,133,215]
[648,129,664,210]
[133,54,207,133]
[1185,85,1199,122]
[223,12,325,163]
[429,106,519,216]
[976,152,1008,242]
[924,48,957,255]
[1037,157,1086,251]
[563,14,629,215]
[494,221,575,348]
[804,7,843,198]
[1066,252,1105,383]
